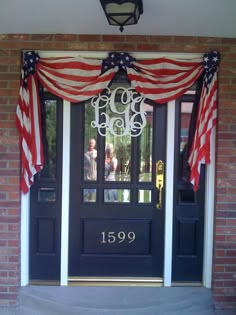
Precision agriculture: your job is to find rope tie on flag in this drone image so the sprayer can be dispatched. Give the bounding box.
[22,51,40,86]
[203,51,220,92]
[101,52,138,73]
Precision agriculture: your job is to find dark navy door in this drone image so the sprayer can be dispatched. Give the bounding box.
[69,74,166,278]
[29,76,205,282]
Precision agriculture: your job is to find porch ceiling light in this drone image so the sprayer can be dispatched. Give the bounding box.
[100,0,143,32]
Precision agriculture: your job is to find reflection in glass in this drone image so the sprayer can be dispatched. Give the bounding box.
[104,107,131,182]
[105,143,118,182]
[84,103,97,182]
[138,190,152,203]
[139,103,153,182]
[179,102,193,183]
[40,100,57,179]
[104,189,130,203]
[103,75,132,182]
[180,102,193,152]
[38,188,56,202]
[83,189,96,203]
[115,139,131,182]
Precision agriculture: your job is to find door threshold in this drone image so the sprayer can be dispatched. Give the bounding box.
[68,277,163,287]
[172,282,202,287]
[29,280,60,286]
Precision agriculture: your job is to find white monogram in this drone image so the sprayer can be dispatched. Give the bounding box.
[91,87,147,137]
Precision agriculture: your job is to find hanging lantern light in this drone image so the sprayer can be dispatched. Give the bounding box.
[100,0,143,32]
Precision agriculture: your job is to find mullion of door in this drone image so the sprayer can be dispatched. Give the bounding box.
[130,136,139,204]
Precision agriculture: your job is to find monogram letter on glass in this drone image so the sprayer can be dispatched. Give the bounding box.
[91,87,147,137]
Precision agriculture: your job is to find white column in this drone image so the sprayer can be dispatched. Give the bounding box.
[60,101,71,285]
[203,127,216,288]
[21,192,30,286]
[164,101,175,286]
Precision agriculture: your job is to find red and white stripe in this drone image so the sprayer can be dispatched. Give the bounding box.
[128,57,203,103]
[16,54,217,193]
[16,75,44,193]
[188,72,218,190]
[36,57,117,103]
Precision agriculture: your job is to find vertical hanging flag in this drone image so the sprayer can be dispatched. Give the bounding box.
[188,51,220,190]
[16,51,44,193]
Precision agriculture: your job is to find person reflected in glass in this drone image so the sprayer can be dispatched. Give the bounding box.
[104,143,118,201]
[84,138,97,201]
[84,138,97,181]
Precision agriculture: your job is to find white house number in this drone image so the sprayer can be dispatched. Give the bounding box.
[101,231,135,244]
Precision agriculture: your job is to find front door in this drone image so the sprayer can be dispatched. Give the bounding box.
[28,68,205,283]
[69,73,166,278]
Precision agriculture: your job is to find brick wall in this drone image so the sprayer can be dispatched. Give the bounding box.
[0,34,235,308]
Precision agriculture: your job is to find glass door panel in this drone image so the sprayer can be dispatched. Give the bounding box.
[139,104,153,182]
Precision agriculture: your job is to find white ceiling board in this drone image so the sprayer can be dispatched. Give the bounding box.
[0,0,236,38]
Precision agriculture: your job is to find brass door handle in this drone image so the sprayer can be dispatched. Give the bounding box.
[156,160,164,208]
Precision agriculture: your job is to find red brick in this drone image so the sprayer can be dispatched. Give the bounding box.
[102,35,124,42]
[225,265,236,272]
[214,235,226,241]
[8,240,19,247]
[31,34,54,41]
[0,286,8,292]
[216,226,236,234]
[226,235,236,242]
[215,242,236,250]
[0,185,19,192]
[113,43,136,51]
[214,272,235,280]
[214,250,226,257]
[7,177,20,185]
[55,34,77,41]
[126,35,149,42]
[136,43,160,51]
[214,258,236,265]
[0,232,19,240]
[213,265,225,272]
[79,35,100,41]
[226,250,236,256]
[0,293,18,300]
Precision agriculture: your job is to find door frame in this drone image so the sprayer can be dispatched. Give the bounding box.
[20,51,215,288]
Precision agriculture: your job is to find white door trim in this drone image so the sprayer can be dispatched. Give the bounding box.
[203,128,216,288]
[20,50,214,287]
[164,100,175,286]
[60,101,71,285]
[20,192,29,286]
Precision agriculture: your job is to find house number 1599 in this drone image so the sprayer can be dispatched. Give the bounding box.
[101,231,135,244]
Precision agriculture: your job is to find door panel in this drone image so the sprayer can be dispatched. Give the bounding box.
[29,92,63,281]
[172,94,205,282]
[69,75,166,278]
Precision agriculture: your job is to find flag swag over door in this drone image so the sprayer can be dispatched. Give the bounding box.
[16,51,220,194]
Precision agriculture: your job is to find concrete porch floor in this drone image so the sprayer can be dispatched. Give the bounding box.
[0,286,235,315]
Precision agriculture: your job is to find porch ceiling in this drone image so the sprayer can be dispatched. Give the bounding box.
[1,0,236,38]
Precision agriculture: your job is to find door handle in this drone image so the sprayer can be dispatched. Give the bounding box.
[156,160,164,208]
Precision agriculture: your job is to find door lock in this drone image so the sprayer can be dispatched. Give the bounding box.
[156,160,164,208]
